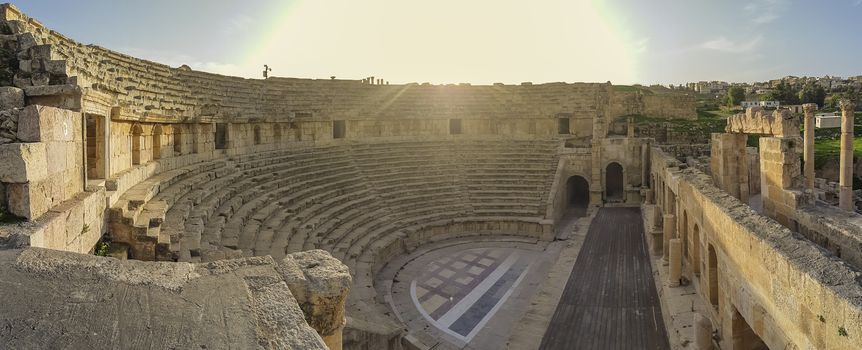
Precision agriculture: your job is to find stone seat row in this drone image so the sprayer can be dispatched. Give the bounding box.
[158,141,552,261]
[107,138,559,342]
[110,141,554,265]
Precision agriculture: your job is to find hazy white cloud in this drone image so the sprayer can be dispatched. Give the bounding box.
[744,0,786,24]
[632,37,650,54]
[698,35,763,53]
[117,46,251,77]
[223,14,254,34]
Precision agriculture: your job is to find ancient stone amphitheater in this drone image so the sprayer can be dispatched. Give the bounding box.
[0,3,860,350]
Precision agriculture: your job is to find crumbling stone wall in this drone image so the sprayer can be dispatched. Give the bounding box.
[643,94,697,120]
[651,147,862,349]
[0,106,21,143]
[710,133,749,203]
[610,89,697,120]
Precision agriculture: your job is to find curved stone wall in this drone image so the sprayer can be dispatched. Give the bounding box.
[0,3,680,349]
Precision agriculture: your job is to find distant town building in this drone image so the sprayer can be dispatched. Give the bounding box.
[815,112,841,129]
[693,81,729,95]
[741,100,780,109]
[783,105,811,114]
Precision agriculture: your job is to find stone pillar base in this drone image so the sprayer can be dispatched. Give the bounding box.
[668,238,682,287]
[662,214,676,263]
[694,313,713,350]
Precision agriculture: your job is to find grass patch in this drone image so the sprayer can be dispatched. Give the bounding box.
[812,138,862,169]
[630,110,726,139]
[94,239,110,257]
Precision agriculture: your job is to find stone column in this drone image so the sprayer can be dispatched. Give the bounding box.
[645,188,654,204]
[627,116,635,138]
[803,103,817,204]
[103,116,112,178]
[694,313,713,350]
[280,250,352,350]
[641,142,650,188]
[668,238,682,287]
[839,99,856,211]
[662,214,675,263]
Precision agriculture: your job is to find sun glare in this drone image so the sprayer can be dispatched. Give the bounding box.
[242,0,639,84]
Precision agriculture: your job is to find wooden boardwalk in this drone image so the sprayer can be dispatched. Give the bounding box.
[539,207,670,350]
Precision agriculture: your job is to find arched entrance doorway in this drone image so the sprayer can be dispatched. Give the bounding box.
[131,124,143,165]
[152,125,163,160]
[566,175,589,216]
[605,162,624,202]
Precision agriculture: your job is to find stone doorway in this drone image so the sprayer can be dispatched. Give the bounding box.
[730,307,768,349]
[215,123,228,149]
[85,114,105,179]
[566,175,589,216]
[173,125,183,156]
[131,124,143,165]
[152,125,162,160]
[605,162,624,202]
[707,243,719,308]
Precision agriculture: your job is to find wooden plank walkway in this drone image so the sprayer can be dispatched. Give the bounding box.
[539,207,670,350]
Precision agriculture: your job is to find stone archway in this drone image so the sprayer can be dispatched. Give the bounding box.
[707,243,719,308]
[566,175,590,216]
[152,125,163,160]
[173,125,183,156]
[131,124,143,165]
[605,162,624,202]
[730,306,769,350]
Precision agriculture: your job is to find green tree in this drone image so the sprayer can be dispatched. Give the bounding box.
[775,81,801,105]
[760,91,779,102]
[798,84,827,106]
[724,86,746,107]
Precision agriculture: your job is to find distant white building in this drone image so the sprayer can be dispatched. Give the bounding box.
[741,100,780,109]
[815,112,841,129]
[784,104,816,114]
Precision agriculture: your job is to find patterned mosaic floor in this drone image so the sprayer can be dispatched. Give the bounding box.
[410,247,534,342]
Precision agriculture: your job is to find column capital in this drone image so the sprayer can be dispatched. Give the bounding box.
[840,99,856,113]
[802,103,817,114]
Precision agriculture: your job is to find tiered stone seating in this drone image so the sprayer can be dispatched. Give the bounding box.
[113,139,558,262]
[109,160,230,260]
[108,138,559,339]
[461,140,558,218]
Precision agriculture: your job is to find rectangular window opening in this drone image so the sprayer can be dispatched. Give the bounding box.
[333,120,346,139]
[449,118,462,135]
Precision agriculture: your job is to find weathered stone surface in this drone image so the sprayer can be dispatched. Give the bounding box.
[280,249,352,350]
[0,248,328,350]
[653,147,862,350]
[17,104,80,142]
[0,142,46,182]
[725,107,799,137]
[0,86,24,109]
[23,85,82,111]
[0,107,22,144]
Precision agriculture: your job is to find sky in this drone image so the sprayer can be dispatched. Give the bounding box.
[14,0,862,85]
